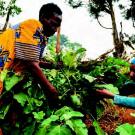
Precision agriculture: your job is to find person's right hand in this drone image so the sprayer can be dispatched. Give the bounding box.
[47,84,59,99]
[47,86,59,107]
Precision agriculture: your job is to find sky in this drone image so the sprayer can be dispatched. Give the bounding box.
[1,0,135,59]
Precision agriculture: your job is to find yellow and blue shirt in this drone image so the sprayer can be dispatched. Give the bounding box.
[0,19,47,70]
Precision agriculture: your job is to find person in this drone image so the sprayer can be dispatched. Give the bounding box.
[0,3,62,101]
[96,57,135,108]
[119,57,135,96]
[96,89,135,108]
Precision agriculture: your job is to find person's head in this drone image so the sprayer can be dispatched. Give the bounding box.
[39,3,62,37]
[129,57,135,81]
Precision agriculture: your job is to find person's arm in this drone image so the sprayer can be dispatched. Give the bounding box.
[96,89,135,108]
[39,61,54,69]
[27,61,58,100]
[39,61,63,69]
[114,95,135,108]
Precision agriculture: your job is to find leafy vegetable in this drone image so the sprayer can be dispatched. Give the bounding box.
[115,123,135,135]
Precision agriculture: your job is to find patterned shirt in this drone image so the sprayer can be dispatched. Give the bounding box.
[0,19,47,70]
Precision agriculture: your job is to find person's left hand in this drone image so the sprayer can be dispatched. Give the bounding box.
[96,89,114,99]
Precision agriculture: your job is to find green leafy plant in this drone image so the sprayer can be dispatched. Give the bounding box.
[36,106,88,135]
[115,123,135,135]
[0,36,132,135]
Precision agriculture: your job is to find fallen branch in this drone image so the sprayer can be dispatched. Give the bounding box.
[95,48,115,61]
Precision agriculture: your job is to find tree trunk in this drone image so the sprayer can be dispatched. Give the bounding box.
[109,3,124,57]
[2,7,11,31]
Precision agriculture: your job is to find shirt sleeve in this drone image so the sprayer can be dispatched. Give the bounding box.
[14,19,43,61]
[114,95,135,108]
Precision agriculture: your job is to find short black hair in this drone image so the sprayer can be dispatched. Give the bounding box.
[39,3,62,21]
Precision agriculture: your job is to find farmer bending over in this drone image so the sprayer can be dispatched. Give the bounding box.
[0,3,62,101]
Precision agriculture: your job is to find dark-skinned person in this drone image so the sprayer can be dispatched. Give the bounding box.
[119,57,135,96]
[0,3,62,102]
[96,57,135,108]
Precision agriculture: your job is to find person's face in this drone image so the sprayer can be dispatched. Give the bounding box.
[129,64,135,81]
[42,14,62,37]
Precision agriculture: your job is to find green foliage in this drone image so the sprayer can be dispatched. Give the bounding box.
[67,0,120,19]
[70,94,82,106]
[67,0,83,8]
[36,106,88,135]
[61,47,86,68]
[66,119,88,135]
[89,57,130,88]
[115,123,135,135]
[44,34,85,67]
[0,70,23,91]
[93,120,105,135]
[0,69,8,81]
[13,92,28,106]
[32,111,45,121]
[0,0,21,17]
[0,104,10,119]
[23,122,36,135]
[83,74,96,83]
[47,125,72,135]
[5,73,23,91]
[95,84,119,94]
[119,0,135,24]
[0,37,133,135]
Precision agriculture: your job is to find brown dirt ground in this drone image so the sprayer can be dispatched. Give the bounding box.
[99,105,135,135]
[84,101,135,135]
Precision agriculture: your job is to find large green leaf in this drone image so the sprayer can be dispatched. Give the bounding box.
[35,115,59,135]
[66,119,88,135]
[32,111,45,121]
[93,120,105,135]
[35,126,47,135]
[47,125,72,135]
[75,48,86,55]
[5,74,23,91]
[70,94,82,106]
[60,111,83,121]
[13,92,28,106]
[41,115,59,126]
[55,106,73,116]
[115,123,135,135]
[50,69,57,78]
[0,69,8,81]
[62,51,77,68]
[95,84,119,94]
[0,104,10,119]
[23,98,43,114]
[83,74,96,83]
[23,122,36,135]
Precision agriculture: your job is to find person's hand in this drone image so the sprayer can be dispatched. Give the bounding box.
[96,89,114,99]
[48,87,59,99]
[47,85,59,100]
[47,86,59,107]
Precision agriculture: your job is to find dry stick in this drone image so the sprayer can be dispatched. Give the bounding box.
[56,27,61,54]
[95,48,115,61]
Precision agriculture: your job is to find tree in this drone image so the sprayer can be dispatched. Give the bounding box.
[120,0,135,28]
[66,0,126,57]
[49,34,82,50]
[0,0,21,31]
